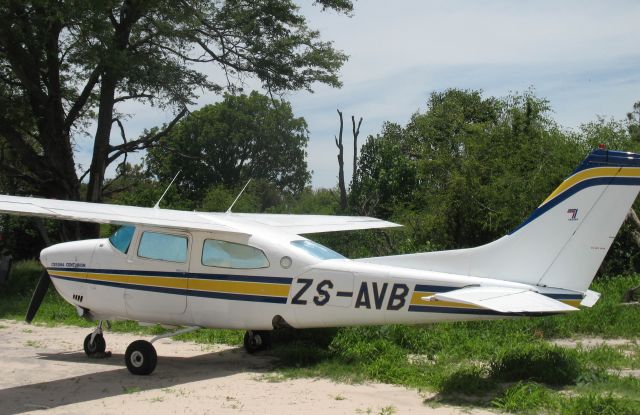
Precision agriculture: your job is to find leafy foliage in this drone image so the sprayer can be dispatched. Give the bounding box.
[350,90,640,274]
[0,0,350,228]
[146,92,311,202]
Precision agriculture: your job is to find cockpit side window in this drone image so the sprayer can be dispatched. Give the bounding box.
[138,231,188,263]
[202,239,269,269]
[108,225,135,254]
[291,240,345,260]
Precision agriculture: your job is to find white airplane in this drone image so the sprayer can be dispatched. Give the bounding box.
[0,148,637,375]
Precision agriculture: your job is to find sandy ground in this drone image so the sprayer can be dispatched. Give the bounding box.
[0,320,496,415]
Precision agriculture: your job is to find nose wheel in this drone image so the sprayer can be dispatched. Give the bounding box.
[83,333,106,355]
[83,320,108,357]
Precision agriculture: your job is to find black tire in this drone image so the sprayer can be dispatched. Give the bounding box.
[83,333,106,356]
[243,330,272,354]
[125,340,157,376]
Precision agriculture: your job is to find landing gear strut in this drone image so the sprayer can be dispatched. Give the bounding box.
[243,330,272,354]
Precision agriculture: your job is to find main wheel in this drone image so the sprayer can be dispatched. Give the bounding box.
[243,330,272,354]
[83,333,106,356]
[125,340,157,376]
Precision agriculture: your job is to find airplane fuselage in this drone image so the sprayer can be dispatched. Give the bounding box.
[42,225,583,330]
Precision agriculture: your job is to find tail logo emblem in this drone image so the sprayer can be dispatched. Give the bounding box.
[567,208,579,221]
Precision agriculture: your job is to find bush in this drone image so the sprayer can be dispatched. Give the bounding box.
[490,344,582,385]
[435,365,496,396]
[560,393,640,415]
[492,382,555,413]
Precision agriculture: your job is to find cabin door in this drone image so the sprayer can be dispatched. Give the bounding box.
[124,229,190,316]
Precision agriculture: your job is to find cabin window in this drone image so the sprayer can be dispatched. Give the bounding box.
[108,225,135,254]
[138,231,188,263]
[201,239,269,269]
[291,240,345,260]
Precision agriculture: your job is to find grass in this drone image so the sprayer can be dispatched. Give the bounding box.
[2,261,640,414]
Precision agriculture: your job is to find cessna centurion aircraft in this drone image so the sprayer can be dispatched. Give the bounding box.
[0,148,638,375]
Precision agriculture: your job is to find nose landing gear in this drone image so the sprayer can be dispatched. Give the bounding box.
[83,320,108,357]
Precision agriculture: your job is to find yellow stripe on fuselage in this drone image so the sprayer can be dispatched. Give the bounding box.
[50,269,289,297]
[541,166,640,207]
[189,279,290,297]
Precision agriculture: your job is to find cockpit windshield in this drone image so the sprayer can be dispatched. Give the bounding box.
[109,225,135,254]
[291,239,345,260]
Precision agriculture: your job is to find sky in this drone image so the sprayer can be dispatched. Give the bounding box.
[75,0,640,189]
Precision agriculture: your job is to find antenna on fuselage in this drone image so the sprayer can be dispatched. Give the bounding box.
[226,179,252,213]
[154,170,181,209]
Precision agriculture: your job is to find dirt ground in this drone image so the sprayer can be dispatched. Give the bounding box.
[0,320,496,415]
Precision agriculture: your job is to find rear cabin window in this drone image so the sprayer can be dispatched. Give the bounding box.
[202,239,269,269]
[291,239,345,260]
[137,231,188,263]
[109,225,135,254]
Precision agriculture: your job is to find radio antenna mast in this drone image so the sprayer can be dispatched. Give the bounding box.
[154,171,181,209]
[226,179,252,213]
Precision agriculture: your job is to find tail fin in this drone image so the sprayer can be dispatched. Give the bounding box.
[359,149,640,292]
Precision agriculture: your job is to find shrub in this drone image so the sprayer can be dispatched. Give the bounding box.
[490,344,582,385]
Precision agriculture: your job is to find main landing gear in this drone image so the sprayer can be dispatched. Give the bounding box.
[243,330,272,354]
[83,324,273,375]
[83,323,201,376]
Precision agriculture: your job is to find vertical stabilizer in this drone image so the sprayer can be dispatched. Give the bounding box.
[358,149,640,293]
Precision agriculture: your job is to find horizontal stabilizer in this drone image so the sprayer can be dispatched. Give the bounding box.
[580,290,601,307]
[422,286,579,314]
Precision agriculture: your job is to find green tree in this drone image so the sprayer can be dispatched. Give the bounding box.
[0,0,351,238]
[352,89,584,251]
[146,92,310,202]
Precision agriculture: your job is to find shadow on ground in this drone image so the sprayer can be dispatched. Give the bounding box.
[0,347,272,414]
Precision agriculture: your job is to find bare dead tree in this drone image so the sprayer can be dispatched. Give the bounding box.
[352,115,363,184]
[335,109,348,211]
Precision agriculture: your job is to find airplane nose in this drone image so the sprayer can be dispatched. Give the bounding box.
[39,240,97,270]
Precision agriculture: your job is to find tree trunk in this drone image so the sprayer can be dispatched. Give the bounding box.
[352,115,362,184]
[335,109,347,211]
[86,73,117,205]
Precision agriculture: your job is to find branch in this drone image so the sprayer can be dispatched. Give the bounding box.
[78,167,91,183]
[63,66,102,134]
[114,93,154,104]
[0,161,44,186]
[106,107,188,166]
[151,41,215,63]
[0,122,47,174]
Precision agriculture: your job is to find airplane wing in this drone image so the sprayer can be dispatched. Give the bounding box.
[422,286,579,314]
[214,213,401,234]
[0,195,400,235]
